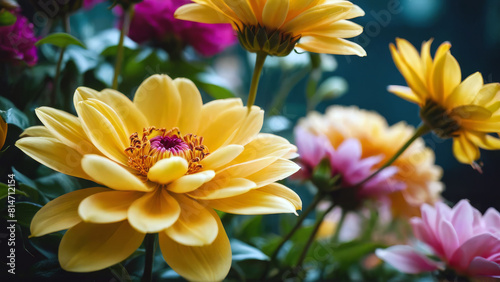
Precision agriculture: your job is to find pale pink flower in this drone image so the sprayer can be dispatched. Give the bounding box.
[294,126,404,200]
[376,200,500,278]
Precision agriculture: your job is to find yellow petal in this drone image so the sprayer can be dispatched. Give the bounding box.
[78,191,142,223]
[20,126,53,138]
[450,105,491,121]
[389,43,428,99]
[15,137,89,179]
[282,2,353,34]
[198,106,247,150]
[173,78,203,134]
[30,187,109,237]
[465,131,500,150]
[302,20,363,38]
[246,158,300,187]
[420,39,434,82]
[175,3,233,24]
[230,133,301,165]
[224,0,258,25]
[297,36,366,56]
[35,107,98,155]
[165,195,218,246]
[217,156,279,178]
[461,117,500,132]
[445,72,483,108]
[199,98,243,133]
[262,0,289,29]
[431,52,461,104]
[148,156,188,184]
[167,170,215,193]
[76,100,129,165]
[396,38,425,81]
[227,106,264,146]
[473,83,500,106]
[159,210,231,282]
[128,189,181,233]
[81,154,152,192]
[133,74,181,129]
[387,85,423,105]
[59,221,144,272]
[188,177,256,199]
[452,134,479,164]
[200,145,244,170]
[203,183,301,215]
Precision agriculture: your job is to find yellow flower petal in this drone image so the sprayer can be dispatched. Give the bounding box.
[465,131,500,150]
[282,2,353,34]
[227,106,264,146]
[198,106,247,150]
[128,189,181,233]
[431,52,461,104]
[133,74,181,129]
[167,170,216,193]
[35,107,98,155]
[246,158,300,187]
[81,154,152,192]
[450,105,491,121]
[395,38,425,81]
[262,0,289,29]
[203,183,301,215]
[15,137,89,179]
[461,118,500,132]
[173,78,203,134]
[302,20,363,38]
[297,36,366,56]
[217,156,279,178]
[445,72,483,108]
[387,85,423,105]
[230,133,301,165]
[78,191,143,223]
[200,145,244,170]
[20,126,53,138]
[165,195,218,246]
[59,221,144,272]
[420,39,434,82]
[148,157,188,185]
[224,0,258,26]
[189,177,257,199]
[473,83,500,106]
[452,134,479,164]
[389,42,428,99]
[199,98,243,131]
[76,100,129,165]
[159,210,231,282]
[175,3,233,24]
[30,187,109,237]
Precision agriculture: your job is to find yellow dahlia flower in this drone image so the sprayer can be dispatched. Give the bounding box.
[389,38,500,164]
[0,115,6,149]
[16,74,301,281]
[174,0,366,57]
[298,106,443,217]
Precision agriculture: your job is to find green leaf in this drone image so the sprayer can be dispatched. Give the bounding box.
[0,10,16,26]
[331,240,386,268]
[0,97,29,129]
[0,182,29,200]
[197,82,236,99]
[109,264,132,282]
[14,202,42,227]
[36,33,86,49]
[231,239,269,262]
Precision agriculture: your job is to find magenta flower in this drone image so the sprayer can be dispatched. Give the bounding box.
[0,11,38,66]
[376,200,500,278]
[83,0,106,10]
[126,0,237,57]
[294,127,404,200]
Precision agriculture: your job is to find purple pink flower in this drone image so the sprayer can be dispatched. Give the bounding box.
[376,200,500,278]
[0,11,38,66]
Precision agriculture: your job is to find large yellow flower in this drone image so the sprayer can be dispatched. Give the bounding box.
[16,74,301,281]
[298,106,443,217]
[174,0,366,57]
[389,38,500,164]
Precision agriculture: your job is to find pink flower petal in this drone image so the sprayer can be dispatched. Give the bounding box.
[438,219,460,260]
[375,245,443,274]
[449,233,500,273]
[467,257,500,277]
[451,200,475,242]
[411,217,442,254]
[294,127,329,167]
[484,208,500,233]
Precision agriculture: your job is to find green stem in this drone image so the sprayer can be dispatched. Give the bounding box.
[331,208,346,244]
[247,52,267,111]
[354,123,430,187]
[112,5,133,90]
[51,14,70,107]
[295,203,336,269]
[267,68,309,116]
[141,233,156,282]
[261,193,323,279]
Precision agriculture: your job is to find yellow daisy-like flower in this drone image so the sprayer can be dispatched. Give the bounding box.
[298,106,443,217]
[389,38,500,164]
[174,0,366,57]
[0,115,7,149]
[16,74,301,281]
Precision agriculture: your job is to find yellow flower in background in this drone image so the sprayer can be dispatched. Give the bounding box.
[0,116,7,149]
[16,74,301,281]
[389,38,500,164]
[299,106,443,217]
[175,0,366,57]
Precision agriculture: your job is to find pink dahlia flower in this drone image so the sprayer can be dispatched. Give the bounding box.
[294,126,404,200]
[126,0,237,57]
[376,200,500,278]
[0,11,38,66]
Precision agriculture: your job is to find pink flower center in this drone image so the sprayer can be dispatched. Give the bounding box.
[150,135,189,154]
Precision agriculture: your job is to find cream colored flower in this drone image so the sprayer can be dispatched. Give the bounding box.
[17,74,301,281]
[298,105,443,217]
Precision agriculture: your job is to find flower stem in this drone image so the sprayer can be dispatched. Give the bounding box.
[295,202,336,269]
[112,4,133,90]
[261,193,323,279]
[354,123,430,187]
[141,233,156,282]
[51,13,71,107]
[247,52,267,111]
[331,208,346,244]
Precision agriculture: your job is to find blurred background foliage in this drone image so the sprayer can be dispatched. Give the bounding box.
[1,0,500,280]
